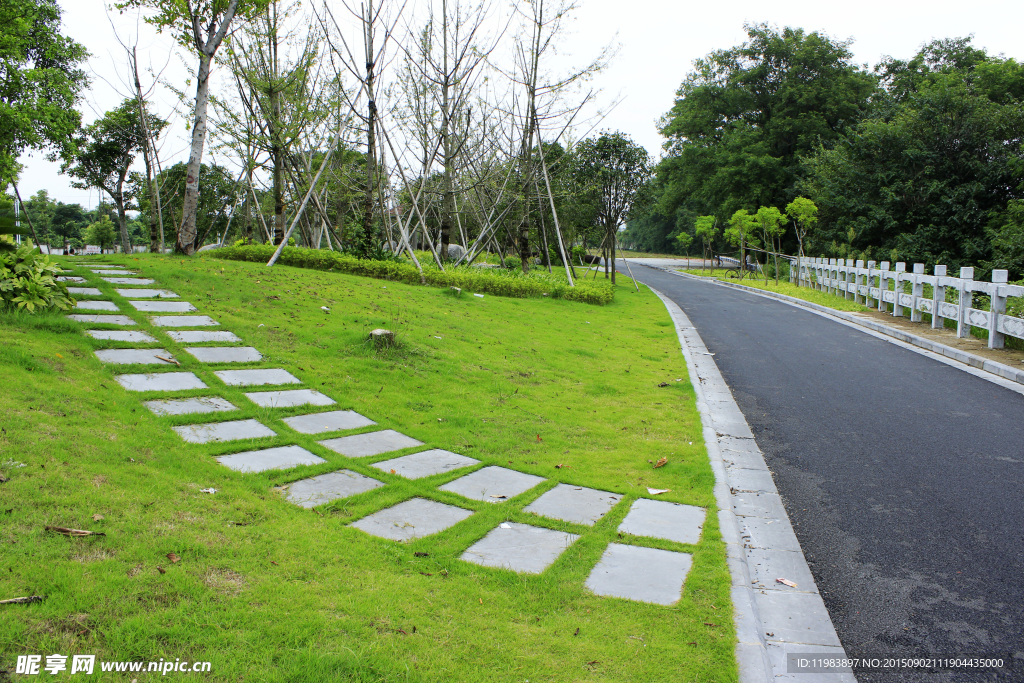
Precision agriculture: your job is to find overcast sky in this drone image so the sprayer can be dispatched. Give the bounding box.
[15,0,1024,209]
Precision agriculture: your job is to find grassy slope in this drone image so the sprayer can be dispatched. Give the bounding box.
[1,255,735,682]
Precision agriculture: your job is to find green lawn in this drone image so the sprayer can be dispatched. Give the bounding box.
[682,268,870,313]
[1,255,735,682]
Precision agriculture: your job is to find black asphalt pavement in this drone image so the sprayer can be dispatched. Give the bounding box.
[626,265,1024,683]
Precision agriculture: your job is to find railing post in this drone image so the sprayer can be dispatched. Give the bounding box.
[879,262,890,312]
[866,260,876,307]
[989,269,1009,349]
[932,265,947,329]
[893,262,906,317]
[910,263,925,322]
[855,260,865,304]
[957,267,974,338]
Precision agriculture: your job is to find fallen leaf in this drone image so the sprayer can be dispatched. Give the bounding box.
[703,622,719,628]
[420,572,433,576]
[45,526,105,537]
[653,457,668,468]
[167,552,180,564]
[389,469,396,474]
[646,488,671,495]
[156,566,166,574]
[396,628,408,635]
[536,434,542,442]
[270,561,279,566]
[414,552,429,557]
[775,578,798,588]
[0,595,43,605]
[586,660,599,666]
[573,627,580,636]
[92,514,104,521]
[479,598,483,605]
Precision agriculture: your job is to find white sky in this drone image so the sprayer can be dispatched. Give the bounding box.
[15,0,1024,209]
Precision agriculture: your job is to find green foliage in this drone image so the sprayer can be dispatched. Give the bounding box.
[0,0,89,181]
[986,199,1024,279]
[785,197,818,255]
[724,210,758,248]
[573,132,652,233]
[211,244,616,304]
[0,240,75,312]
[84,216,117,250]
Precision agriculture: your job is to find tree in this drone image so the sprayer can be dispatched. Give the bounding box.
[754,205,786,283]
[693,215,719,272]
[84,216,117,251]
[785,196,818,262]
[154,161,237,249]
[573,132,651,284]
[724,209,758,281]
[656,23,876,244]
[117,0,269,254]
[986,200,1024,280]
[63,99,167,254]
[0,0,88,183]
[51,203,87,246]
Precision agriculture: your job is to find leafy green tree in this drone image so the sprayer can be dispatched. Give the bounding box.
[655,23,876,244]
[51,202,86,246]
[986,199,1024,279]
[573,131,652,284]
[724,209,758,280]
[155,161,236,250]
[693,215,719,272]
[785,196,818,260]
[84,215,117,251]
[754,206,786,283]
[0,0,88,183]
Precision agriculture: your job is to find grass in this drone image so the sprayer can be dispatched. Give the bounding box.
[1,254,736,682]
[682,268,871,313]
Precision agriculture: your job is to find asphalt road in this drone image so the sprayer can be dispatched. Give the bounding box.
[626,266,1024,683]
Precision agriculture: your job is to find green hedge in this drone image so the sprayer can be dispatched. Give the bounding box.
[208,245,615,305]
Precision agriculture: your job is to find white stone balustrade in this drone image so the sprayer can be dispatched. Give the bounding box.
[790,257,1024,349]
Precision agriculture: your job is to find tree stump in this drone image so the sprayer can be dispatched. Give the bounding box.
[369,328,395,351]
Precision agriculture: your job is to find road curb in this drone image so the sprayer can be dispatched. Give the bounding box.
[668,269,1024,388]
[649,287,856,683]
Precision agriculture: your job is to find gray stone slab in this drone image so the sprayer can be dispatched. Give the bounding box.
[86,330,156,342]
[318,429,423,457]
[101,277,155,285]
[245,388,334,407]
[215,368,301,387]
[745,547,818,591]
[129,300,197,313]
[173,418,276,444]
[115,371,207,392]
[185,346,262,363]
[75,300,118,311]
[731,491,788,520]
[285,470,383,508]
[726,466,777,493]
[92,269,137,274]
[740,516,802,553]
[282,409,374,434]
[143,396,238,416]
[351,497,473,541]
[216,445,325,473]
[617,498,706,545]
[166,330,241,343]
[114,289,178,298]
[150,315,219,327]
[754,590,843,646]
[56,276,85,282]
[67,314,136,325]
[370,449,479,479]
[439,466,546,502]
[67,287,103,295]
[523,484,621,526]
[585,543,693,605]
[766,642,856,681]
[94,348,176,365]
[461,522,579,574]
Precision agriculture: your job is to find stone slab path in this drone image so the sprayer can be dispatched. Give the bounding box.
[62,258,710,608]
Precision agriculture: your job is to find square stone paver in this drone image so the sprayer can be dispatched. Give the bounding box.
[101,278,155,285]
[150,315,219,327]
[143,396,237,416]
[439,466,545,503]
[92,269,137,275]
[94,348,176,365]
[285,470,383,508]
[86,330,156,342]
[461,523,579,574]
[185,346,262,363]
[129,300,198,313]
[584,543,693,605]
[172,418,276,444]
[245,389,334,408]
[215,368,301,387]
[318,430,423,458]
[216,445,325,473]
[75,300,118,311]
[115,289,178,298]
[617,498,706,545]
[115,372,207,392]
[282,409,374,434]
[524,484,622,526]
[166,330,241,343]
[350,498,473,541]
[67,287,103,296]
[56,276,85,282]
[67,314,136,325]
[371,449,479,479]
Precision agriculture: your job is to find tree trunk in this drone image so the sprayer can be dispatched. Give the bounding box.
[360,5,378,258]
[177,51,213,254]
[610,224,617,285]
[114,177,131,254]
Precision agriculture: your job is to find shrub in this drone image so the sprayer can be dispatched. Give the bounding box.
[208,245,615,305]
[0,240,76,312]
